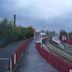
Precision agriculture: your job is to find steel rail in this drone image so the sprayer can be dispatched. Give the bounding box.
[45,42,72,62]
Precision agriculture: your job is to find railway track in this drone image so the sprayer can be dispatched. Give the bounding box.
[44,40,72,63]
[50,40,72,55]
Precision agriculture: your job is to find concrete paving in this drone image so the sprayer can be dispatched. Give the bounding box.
[16,40,58,72]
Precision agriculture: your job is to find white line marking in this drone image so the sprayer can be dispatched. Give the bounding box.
[0,58,9,60]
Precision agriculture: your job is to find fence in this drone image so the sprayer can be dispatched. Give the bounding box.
[36,41,72,72]
[63,40,72,45]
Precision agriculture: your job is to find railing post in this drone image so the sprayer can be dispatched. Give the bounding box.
[14,53,16,65]
[70,69,72,72]
[10,58,12,72]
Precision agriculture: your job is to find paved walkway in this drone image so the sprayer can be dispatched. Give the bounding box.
[16,40,58,72]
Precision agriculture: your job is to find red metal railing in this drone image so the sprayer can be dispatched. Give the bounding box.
[36,43,72,72]
[63,39,72,45]
[11,37,33,71]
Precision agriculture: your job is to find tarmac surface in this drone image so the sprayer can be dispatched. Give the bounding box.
[0,41,23,72]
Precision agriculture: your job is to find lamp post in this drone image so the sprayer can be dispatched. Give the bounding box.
[34,24,36,40]
[34,29,35,40]
[67,33,69,40]
[41,25,45,47]
[66,33,69,49]
[41,29,42,47]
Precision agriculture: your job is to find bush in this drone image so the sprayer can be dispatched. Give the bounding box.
[0,18,34,42]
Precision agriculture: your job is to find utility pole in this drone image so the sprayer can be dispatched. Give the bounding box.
[34,24,36,40]
[13,14,16,40]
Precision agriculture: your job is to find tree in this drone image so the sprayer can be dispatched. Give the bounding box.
[59,30,67,40]
[0,18,9,36]
[46,31,57,38]
[0,18,9,25]
[68,32,72,39]
[0,18,34,41]
[26,26,34,38]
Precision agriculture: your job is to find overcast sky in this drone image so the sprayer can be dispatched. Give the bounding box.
[0,0,72,32]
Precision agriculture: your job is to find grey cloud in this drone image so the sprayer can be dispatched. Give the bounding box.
[0,0,72,32]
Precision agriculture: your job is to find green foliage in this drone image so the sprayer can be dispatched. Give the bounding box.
[26,26,34,38]
[46,31,57,38]
[0,18,9,25]
[68,32,72,39]
[0,18,34,42]
[59,30,67,40]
